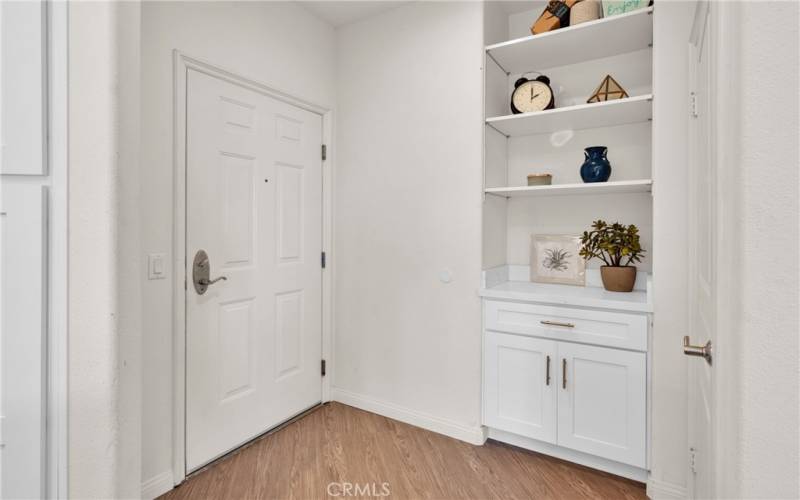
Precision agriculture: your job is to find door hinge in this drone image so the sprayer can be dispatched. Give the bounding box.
[321,251,326,269]
[689,447,697,473]
[690,92,699,117]
[321,359,327,377]
[321,144,327,161]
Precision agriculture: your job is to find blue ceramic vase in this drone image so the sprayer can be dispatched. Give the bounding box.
[580,146,612,183]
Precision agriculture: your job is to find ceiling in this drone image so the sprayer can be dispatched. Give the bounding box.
[300,1,410,27]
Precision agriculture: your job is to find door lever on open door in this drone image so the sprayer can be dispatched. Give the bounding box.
[193,249,227,295]
[683,336,712,365]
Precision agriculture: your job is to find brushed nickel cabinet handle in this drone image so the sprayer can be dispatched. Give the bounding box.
[562,359,567,389]
[541,320,575,328]
[545,355,551,386]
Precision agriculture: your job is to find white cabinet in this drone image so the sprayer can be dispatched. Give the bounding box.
[483,298,648,473]
[484,332,557,443]
[557,342,646,467]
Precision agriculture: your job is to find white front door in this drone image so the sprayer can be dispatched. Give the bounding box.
[687,2,716,497]
[185,68,323,471]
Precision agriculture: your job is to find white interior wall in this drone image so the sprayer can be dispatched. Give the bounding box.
[333,1,485,439]
[68,1,142,498]
[139,2,336,494]
[733,1,799,497]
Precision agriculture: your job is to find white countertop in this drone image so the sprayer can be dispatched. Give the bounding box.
[480,266,653,313]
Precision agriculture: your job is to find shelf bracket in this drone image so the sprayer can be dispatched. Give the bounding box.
[486,50,510,76]
[485,122,510,139]
[484,191,510,200]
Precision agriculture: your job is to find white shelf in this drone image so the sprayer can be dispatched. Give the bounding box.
[485,179,653,198]
[486,94,653,137]
[486,7,654,74]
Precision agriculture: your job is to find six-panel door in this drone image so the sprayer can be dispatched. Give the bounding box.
[484,331,558,443]
[185,68,323,471]
[557,342,647,467]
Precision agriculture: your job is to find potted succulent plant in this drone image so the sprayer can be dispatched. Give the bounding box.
[579,220,645,292]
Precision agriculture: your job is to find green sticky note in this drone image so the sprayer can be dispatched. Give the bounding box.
[602,0,650,17]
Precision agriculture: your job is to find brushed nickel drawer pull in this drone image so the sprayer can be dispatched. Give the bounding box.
[562,359,567,389]
[541,320,575,328]
[545,355,551,386]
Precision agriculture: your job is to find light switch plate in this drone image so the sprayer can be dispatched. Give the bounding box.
[148,253,167,280]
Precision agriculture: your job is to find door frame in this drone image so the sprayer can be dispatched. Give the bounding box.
[685,1,742,496]
[171,51,334,485]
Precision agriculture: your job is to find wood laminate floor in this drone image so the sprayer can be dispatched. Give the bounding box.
[161,402,646,500]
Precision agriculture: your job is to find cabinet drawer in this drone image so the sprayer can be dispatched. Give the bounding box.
[485,300,648,351]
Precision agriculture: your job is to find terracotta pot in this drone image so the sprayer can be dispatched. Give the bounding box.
[600,266,637,292]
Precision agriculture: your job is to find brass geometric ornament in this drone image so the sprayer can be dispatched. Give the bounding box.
[587,74,629,103]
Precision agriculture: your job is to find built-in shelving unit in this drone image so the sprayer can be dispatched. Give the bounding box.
[486,7,654,73]
[480,3,656,481]
[486,94,653,137]
[485,179,652,198]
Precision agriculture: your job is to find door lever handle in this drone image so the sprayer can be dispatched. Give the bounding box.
[199,276,227,286]
[683,336,712,365]
[193,249,227,294]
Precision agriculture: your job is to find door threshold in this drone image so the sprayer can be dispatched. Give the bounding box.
[186,402,327,479]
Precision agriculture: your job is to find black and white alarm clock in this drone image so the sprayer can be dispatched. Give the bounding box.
[510,75,555,114]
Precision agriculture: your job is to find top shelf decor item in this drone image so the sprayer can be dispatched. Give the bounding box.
[531,0,580,35]
[603,0,652,18]
[587,75,629,103]
[571,0,602,26]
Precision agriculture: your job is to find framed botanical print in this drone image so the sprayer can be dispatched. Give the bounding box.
[530,234,586,286]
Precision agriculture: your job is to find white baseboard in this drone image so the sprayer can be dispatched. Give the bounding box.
[646,478,687,499]
[141,470,174,500]
[331,388,486,445]
[488,428,648,483]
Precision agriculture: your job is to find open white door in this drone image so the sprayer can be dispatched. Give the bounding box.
[686,2,716,498]
[185,68,323,471]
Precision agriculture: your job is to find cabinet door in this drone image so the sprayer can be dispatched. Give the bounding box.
[557,342,646,467]
[484,331,557,443]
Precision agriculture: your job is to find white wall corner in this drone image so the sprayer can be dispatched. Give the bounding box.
[331,388,486,446]
[141,471,174,500]
[646,477,687,500]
